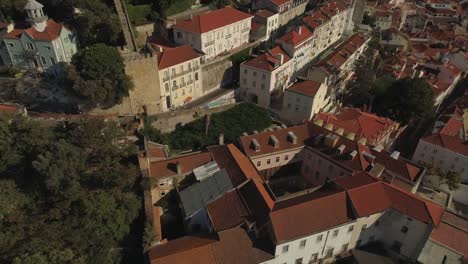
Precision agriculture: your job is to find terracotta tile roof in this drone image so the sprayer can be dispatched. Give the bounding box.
[270,191,354,242]
[422,133,468,156]
[277,26,313,47]
[333,171,378,190]
[242,46,291,72]
[347,182,444,226]
[156,45,201,70]
[255,9,276,19]
[286,80,323,97]
[149,152,213,179]
[4,19,64,41]
[0,104,20,113]
[212,226,275,264]
[302,11,330,29]
[238,180,272,227]
[174,7,252,34]
[208,145,249,186]
[239,124,309,157]
[430,212,468,261]
[148,236,218,264]
[207,190,250,231]
[440,117,463,137]
[314,108,398,143]
[318,33,368,71]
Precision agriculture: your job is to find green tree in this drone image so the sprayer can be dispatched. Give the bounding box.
[66,44,134,106]
[373,77,435,124]
[439,170,461,191]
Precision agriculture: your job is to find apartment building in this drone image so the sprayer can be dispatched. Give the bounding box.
[253,0,309,27]
[276,25,314,74]
[239,46,293,107]
[147,141,447,264]
[307,33,370,91]
[0,0,77,74]
[375,11,393,30]
[313,107,403,149]
[239,120,425,193]
[302,0,354,57]
[173,7,252,61]
[281,80,330,125]
[412,111,468,204]
[252,9,280,43]
[155,45,203,111]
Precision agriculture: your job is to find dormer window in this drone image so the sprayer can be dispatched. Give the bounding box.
[26,42,34,50]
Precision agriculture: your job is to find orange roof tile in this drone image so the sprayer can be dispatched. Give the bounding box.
[277,26,313,47]
[149,152,213,179]
[157,45,201,70]
[243,46,291,72]
[174,7,252,34]
[4,19,64,41]
[148,236,218,264]
[207,189,250,231]
[286,80,323,97]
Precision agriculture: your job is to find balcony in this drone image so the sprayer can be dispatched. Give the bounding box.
[204,40,215,47]
[225,34,232,39]
[162,76,170,82]
[187,79,194,85]
[241,28,250,33]
[172,85,178,91]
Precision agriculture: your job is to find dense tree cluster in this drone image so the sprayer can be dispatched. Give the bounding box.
[64,44,133,106]
[344,36,435,124]
[0,0,121,47]
[0,116,142,264]
[142,103,272,153]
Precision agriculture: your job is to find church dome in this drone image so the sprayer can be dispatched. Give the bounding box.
[24,0,44,11]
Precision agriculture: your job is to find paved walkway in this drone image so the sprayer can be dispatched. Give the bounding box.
[113,0,137,52]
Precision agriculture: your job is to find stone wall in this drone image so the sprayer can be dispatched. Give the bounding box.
[151,103,237,133]
[135,23,156,47]
[201,58,233,94]
[90,51,162,116]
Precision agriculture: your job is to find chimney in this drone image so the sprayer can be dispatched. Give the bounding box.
[345,132,355,140]
[324,123,334,131]
[335,128,344,136]
[270,135,280,148]
[276,53,284,66]
[337,144,346,154]
[251,139,261,152]
[281,124,287,129]
[190,14,193,20]
[176,161,182,175]
[373,145,384,152]
[297,26,302,35]
[253,130,259,134]
[287,131,298,144]
[242,132,248,136]
[357,138,367,146]
[390,151,400,160]
[313,119,324,127]
[324,134,339,148]
[363,152,376,164]
[348,150,358,159]
[219,133,224,145]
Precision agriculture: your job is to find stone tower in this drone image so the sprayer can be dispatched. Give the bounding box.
[24,0,48,32]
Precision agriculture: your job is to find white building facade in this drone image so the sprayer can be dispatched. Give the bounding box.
[173,7,253,61]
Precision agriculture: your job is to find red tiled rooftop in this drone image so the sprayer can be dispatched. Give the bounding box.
[149,152,213,179]
[277,26,313,47]
[430,212,468,261]
[255,9,276,18]
[207,190,250,231]
[243,46,291,72]
[174,7,252,34]
[270,191,354,242]
[157,45,201,70]
[239,124,309,157]
[287,80,323,97]
[334,171,378,190]
[347,182,444,226]
[422,133,468,156]
[314,108,398,142]
[4,19,64,41]
[148,235,218,264]
[440,117,463,137]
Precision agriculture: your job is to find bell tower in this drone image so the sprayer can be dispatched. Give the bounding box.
[24,0,48,32]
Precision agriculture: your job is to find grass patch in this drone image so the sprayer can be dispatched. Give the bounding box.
[141,103,272,153]
[164,0,195,17]
[126,3,153,25]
